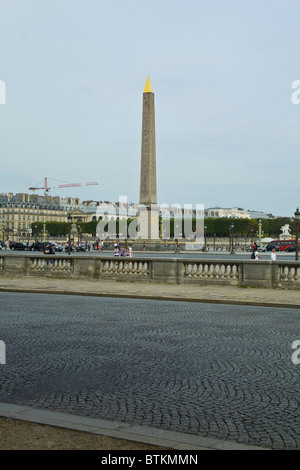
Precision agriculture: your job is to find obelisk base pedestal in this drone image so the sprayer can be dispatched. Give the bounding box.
[132,204,160,250]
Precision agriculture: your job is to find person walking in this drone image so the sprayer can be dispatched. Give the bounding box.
[271,248,276,261]
[44,243,54,265]
[255,250,261,260]
[120,245,126,256]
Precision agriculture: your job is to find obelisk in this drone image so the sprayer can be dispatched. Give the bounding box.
[138,76,159,241]
[140,76,157,205]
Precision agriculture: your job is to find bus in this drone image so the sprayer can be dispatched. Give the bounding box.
[266,239,299,252]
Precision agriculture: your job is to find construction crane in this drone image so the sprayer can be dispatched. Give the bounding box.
[29,177,99,196]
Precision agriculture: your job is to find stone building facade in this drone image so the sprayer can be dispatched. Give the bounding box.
[0,193,69,240]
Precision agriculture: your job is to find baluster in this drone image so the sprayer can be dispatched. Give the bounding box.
[117,261,123,273]
[287,266,294,282]
[185,263,192,277]
[196,263,202,277]
[103,260,109,273]
[234,265,239,279]
[141,262,148,275]
[192,263,198,277]
[212,263,218,278]
[132,261,138,275]
[280,266,287,281]
[138,262,143,275]
[109,260,114,273]
[206,263,213,278]
[223,264,229,278]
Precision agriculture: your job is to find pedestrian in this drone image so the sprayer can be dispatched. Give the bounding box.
[128,246,133,257]
[44,243,51,254]
[254,250,261,260]
[121,245,126,256]
[271,248,276,261]
[44,243,54,265]
[251,246,260,259]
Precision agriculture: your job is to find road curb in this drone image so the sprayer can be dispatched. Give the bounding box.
[0,403,269,451]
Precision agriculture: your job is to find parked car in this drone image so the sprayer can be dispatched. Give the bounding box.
[76,245,86,252]
[49,242,63,252]
[29,242,49,251]
[266,243,280,252]
[65,244,76,253]
[29,242,58,252]
[285,245,300,252]
[12,242,29,251]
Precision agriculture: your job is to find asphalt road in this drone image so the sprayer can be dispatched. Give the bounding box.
[1,249,297,261]
[0,292,299,450]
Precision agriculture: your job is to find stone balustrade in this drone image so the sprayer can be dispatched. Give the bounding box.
[183,260,240,284]
[279,263,300,287]
[0,253,299,289]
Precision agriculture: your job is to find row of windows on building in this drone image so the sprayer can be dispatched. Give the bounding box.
[2,215,64,221]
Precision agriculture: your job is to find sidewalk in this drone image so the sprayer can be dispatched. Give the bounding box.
[0,276,299,309]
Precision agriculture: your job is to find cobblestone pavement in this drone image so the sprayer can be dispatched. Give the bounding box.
[0,292,299,450]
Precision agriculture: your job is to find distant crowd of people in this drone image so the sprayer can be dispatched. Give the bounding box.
[113,241,133,257]
[42,240,134,257]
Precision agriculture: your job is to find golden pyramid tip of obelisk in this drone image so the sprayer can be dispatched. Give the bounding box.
[143,76,154,93]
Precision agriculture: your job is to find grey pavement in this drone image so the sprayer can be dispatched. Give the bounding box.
[0,275,300,309]
[2,248,297,262]
[0,289,299,450]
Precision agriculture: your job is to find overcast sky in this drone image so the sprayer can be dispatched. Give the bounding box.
[1,0,299,216]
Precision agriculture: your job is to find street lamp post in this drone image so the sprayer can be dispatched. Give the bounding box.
[67,214,72,256]
[204,224,207,251]
[250,228,254,249]
[294,207,300,262]
[77,222,81,246]
[43,223,46,242]
[229,223,235,254]
[0,218,4,248]
[257,219,264,247]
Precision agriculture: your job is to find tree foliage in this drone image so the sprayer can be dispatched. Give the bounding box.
[31,217,296,238]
